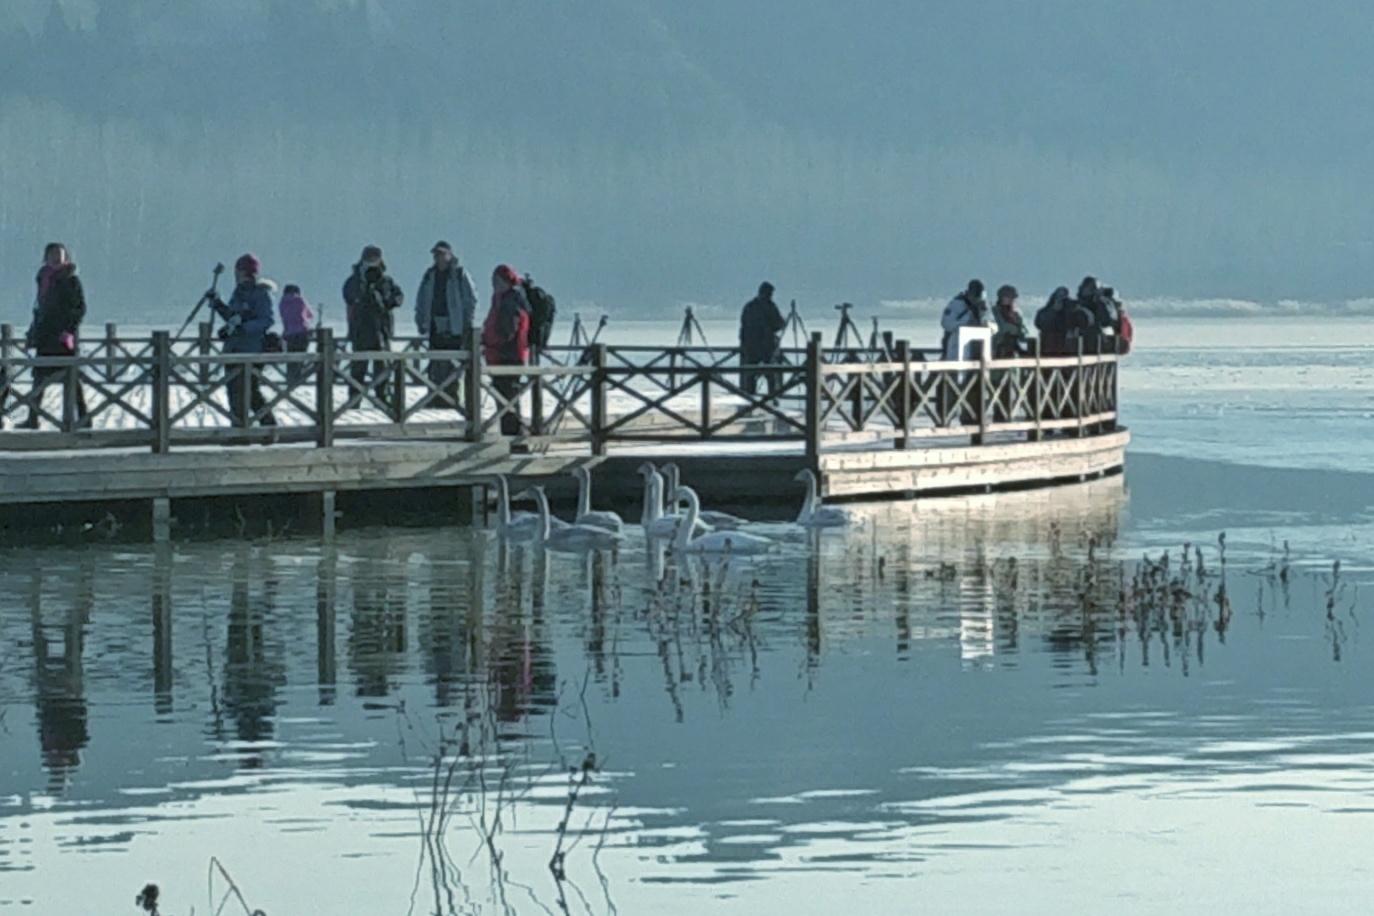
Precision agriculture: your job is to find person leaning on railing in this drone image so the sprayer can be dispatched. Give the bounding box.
[21,242,89,430]
[210,253,277,429]
[482,264,531,447]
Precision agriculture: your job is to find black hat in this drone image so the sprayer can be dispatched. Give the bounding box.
[967,279,985,297]
[431,240,452,254]
[361,245,383,261]
[759,281,775,295]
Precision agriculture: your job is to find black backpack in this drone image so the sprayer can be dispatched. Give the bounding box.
[523,276,556,349]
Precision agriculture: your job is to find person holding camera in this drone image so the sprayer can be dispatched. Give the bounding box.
[343,245,403,402]
[210,253,277,428]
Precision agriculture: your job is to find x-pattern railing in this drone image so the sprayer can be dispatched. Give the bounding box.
[0,325,1118,455]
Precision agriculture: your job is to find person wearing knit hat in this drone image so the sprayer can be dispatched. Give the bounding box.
[20,242,90,430]
[415,240,477,411]
[341,244,404,403]
[481,264,532,443]
[209,252,277,428]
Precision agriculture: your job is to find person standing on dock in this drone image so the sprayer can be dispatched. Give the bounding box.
[739,281,786,399]
[415,241,476,410]
[990,285,1029,359]
[278,284,314,387]
[940,279,989,361]
[21,242,89,430]
[342,246,403,402]
[211,254,277,429]
[482,264,531,444]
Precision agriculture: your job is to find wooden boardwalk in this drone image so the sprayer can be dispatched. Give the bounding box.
[0,323,1127,538]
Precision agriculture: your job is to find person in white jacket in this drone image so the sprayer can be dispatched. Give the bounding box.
[940,279,989,360]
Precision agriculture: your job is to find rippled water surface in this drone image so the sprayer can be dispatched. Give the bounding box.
[3,318,1373,914]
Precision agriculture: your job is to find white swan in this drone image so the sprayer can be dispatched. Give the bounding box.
[637,462,708,539]
[571,465,624,533]
[514,486,623,552]
[491,474,568,540]
[661,463,745,530]
[670,486,774,555]
[793,469,849,527]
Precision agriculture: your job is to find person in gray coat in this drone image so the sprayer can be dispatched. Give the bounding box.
[415,241,477,409]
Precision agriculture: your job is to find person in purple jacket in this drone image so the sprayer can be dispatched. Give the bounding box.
[278,284,315,386]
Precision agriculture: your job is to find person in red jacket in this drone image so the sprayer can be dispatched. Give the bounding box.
[482,264,531,439]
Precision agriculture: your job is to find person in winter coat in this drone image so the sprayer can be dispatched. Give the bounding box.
[1103,286,1133,354]
[738,281,786,399]
[991,285,1029,359]
[482,264,531,440]
[211,253,277,428]
[415,241,477,409]
[1034,287,1079,357]
[990,285,1029,422]
[278,284,314,386]
[342,245,404,402]
[940,279,989,360]
[21,242,89,430]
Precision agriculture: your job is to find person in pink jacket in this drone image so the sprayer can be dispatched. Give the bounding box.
[278,284,315,385]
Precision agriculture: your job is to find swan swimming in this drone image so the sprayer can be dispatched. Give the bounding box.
[670,486,774,555]
[793,469,849,527]
[570,465,624,533]
[513,486,623,551]
[637,462,708,539]
[490,474,568,540]
[660,463,745,530]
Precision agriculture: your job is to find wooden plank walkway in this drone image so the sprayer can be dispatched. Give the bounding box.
[0,327,1127,537]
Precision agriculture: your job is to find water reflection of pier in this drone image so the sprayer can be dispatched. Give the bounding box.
[9,474,1140,788]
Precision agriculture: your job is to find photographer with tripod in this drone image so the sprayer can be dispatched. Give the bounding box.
[209,253,277,429]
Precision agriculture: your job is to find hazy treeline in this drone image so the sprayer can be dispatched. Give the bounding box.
[2,0,1373,325]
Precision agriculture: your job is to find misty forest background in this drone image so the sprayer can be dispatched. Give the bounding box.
[3,0,1374,327]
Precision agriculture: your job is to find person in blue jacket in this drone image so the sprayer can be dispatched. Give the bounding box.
[210,253,277,428]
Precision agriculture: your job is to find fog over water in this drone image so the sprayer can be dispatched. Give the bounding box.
[4,0,1374,320]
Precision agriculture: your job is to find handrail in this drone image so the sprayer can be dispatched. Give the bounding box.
[0,323,1119,457]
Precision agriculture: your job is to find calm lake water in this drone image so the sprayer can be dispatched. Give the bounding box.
[2,317,1372,914]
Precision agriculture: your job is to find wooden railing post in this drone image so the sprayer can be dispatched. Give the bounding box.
[973,340,989,446]
[62,348,78,431]
[465,331,484,443]
[590,343,608,456]
[197,322,214,389]
[0,324,13,428]
[152,330,171,454]
[316,327,335,448]
[390,354,405,423]
[1076,336,1086,438]
[700,370,711,438]
[895,339,911,449]
[530,371,545,436]
[104,322,119,382]
[1029,338,1043,442]
[805,331,823,465]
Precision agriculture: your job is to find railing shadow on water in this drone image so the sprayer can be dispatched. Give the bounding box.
[0,323,1122,460]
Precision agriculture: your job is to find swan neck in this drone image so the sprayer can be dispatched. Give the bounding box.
[676,490,699,548]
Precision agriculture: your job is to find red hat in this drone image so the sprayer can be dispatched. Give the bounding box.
[235,253,261,276]
[493,264,520,286]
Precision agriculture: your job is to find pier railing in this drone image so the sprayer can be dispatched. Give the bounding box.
[0,324,1118,456]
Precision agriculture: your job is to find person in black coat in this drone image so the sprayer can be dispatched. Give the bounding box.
[739,281,786,398]
[22,242,89,430]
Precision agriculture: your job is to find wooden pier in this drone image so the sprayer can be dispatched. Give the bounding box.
[0,323,1127,539]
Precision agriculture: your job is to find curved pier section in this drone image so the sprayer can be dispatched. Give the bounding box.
[0,323,1126,538]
